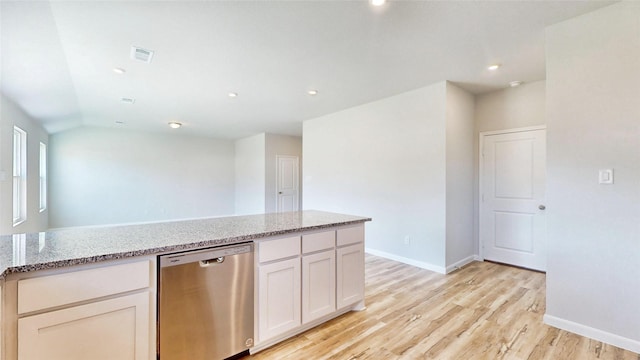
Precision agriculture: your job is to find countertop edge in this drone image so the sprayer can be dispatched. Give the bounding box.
[0,217,371,280]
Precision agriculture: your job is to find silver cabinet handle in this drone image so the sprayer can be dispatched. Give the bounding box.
[539,205,546,210]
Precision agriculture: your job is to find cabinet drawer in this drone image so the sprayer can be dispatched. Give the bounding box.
[258,236,300,263]
[337,224,364,247]
[302,231,335,254]
[18,260,151,314]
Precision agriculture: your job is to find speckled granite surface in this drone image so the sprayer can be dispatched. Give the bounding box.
[0,210,370,279]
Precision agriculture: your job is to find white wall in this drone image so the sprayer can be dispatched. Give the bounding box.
[265,133,302,213]
[475,80,546,133]
[545,2,640,352]
[304,81,462,270]
[48,126,235,228]
[0,94,49,234]
[234,133,266,215]
[473,81,546,254]
[445,84,475,268]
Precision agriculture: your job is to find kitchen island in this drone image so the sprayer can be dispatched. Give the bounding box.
[0,210,370,360]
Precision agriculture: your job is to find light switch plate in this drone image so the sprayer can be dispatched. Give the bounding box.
[598,169,614,184]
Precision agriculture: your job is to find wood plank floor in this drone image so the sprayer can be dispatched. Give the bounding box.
[244,254,639,360]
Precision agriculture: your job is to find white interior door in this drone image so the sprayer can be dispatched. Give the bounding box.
[276,155,299,212]
[480,128,546,271]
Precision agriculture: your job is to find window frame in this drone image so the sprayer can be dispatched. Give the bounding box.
[13,126,27,226]
[39,141,47,212]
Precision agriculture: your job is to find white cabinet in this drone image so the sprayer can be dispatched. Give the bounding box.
[258,257,301,341]
[17,261,150,314]
[10,259,155,360]
[256,236,301,343]
[254,225,365,353]
[302,249,335,324]
[336,224,365,310]
[336,242,365,309]
[18,292,150,360]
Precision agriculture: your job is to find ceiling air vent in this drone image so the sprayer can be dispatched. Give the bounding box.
[130,46,154,63]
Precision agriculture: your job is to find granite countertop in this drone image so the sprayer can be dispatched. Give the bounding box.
[0,210,371,279]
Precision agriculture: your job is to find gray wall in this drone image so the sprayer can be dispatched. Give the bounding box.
[48,126,236,228]
[545,2,640,352]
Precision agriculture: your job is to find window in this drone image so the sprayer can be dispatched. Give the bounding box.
[13,126,27,226]
[39,142,47,212]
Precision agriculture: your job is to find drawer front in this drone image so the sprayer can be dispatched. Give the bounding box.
[18,260,151,314]
[336,224,365,247]
[258,235,301,263]
[302,231,335,254]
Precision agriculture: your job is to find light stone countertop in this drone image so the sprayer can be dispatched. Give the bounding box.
[0,210,371,279]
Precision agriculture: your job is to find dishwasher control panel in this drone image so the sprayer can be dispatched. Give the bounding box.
[160,243,253,267]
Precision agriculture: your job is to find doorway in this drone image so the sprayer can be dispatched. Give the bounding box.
[479,127,546,271]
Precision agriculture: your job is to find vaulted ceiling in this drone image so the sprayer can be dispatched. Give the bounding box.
[1,1,615,139]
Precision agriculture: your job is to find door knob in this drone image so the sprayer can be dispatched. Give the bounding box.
[278,192,283,194]
[539,205,546,210]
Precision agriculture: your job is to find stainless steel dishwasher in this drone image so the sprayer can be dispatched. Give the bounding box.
[159,243,254,360]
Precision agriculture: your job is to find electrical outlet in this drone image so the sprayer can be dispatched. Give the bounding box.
[403,235,411,245]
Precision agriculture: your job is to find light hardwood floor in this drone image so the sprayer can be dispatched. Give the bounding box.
[245,254,639,360]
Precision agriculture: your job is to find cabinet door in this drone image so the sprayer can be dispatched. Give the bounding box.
[302,250,335,324]
[336,243,365,309]
[18,292,151,360]
[258,257,301,342]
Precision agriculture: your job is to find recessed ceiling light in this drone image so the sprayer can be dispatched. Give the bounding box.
[113,67,126,74]
[487,64,501,71]
[371,0,386,6]
[228,92,238,98]
[308,90,318,96]
[115,121,124,125]
[121,97,136,104]
[509,80,523,87]
[168,122,182,129]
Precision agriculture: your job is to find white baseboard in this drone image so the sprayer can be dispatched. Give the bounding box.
[544,314,640,354]
[445,255,482,274]
[364,248,481,275]
[364,248,447,274]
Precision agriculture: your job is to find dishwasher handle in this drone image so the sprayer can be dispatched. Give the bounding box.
[200,257,225,266]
